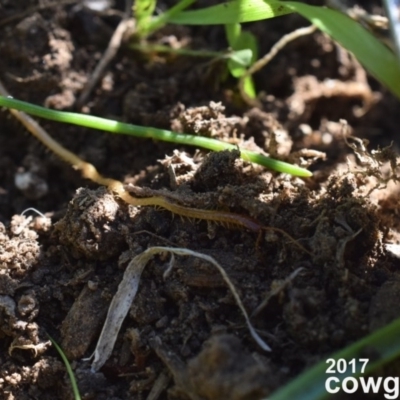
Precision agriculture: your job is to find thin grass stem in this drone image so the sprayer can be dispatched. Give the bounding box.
[0,96,312,177]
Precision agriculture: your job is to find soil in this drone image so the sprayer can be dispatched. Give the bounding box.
[1,1,400,399]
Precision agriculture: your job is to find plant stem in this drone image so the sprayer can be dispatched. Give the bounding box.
[0,96,312,177]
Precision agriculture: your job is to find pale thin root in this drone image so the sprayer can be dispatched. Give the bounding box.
[88,246,272,372]
[132,230,177,247]
[20,207,47,219]
[251,267,304,317]
[239,25,317,106]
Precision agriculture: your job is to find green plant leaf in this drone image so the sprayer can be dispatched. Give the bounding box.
[283,2,400,99]
[226,24,258,77]
[133,0,157,34]
[228,49,253,68]
[169,0,292,25]
[225,22,242,45]
[224,22,258,95]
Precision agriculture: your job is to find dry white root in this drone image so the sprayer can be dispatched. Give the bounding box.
[88,246,271,372]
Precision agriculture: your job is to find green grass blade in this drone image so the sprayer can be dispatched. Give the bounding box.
[0,96,312,177]
[283,2,400,99]
[169,0,292,25]
[47,335,82,400]
[268,316,400,400]
[145,0,196,36]
[225,24,258,74]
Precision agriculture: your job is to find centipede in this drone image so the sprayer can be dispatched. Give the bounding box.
[4,86,310,255]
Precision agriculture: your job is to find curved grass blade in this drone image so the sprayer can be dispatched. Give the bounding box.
[47,334,82,400]
[283,2,400,99]
[268,316,400,400]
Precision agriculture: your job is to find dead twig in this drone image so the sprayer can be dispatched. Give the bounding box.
[76,0,134,108]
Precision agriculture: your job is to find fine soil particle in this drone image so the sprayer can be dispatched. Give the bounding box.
[1,1,400,399]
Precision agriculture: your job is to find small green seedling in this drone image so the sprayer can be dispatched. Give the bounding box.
[132,0,400,100]
[47,334,82,400]
[132,0,260,98]
[225,23,258,98]
[170,0,400,100]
